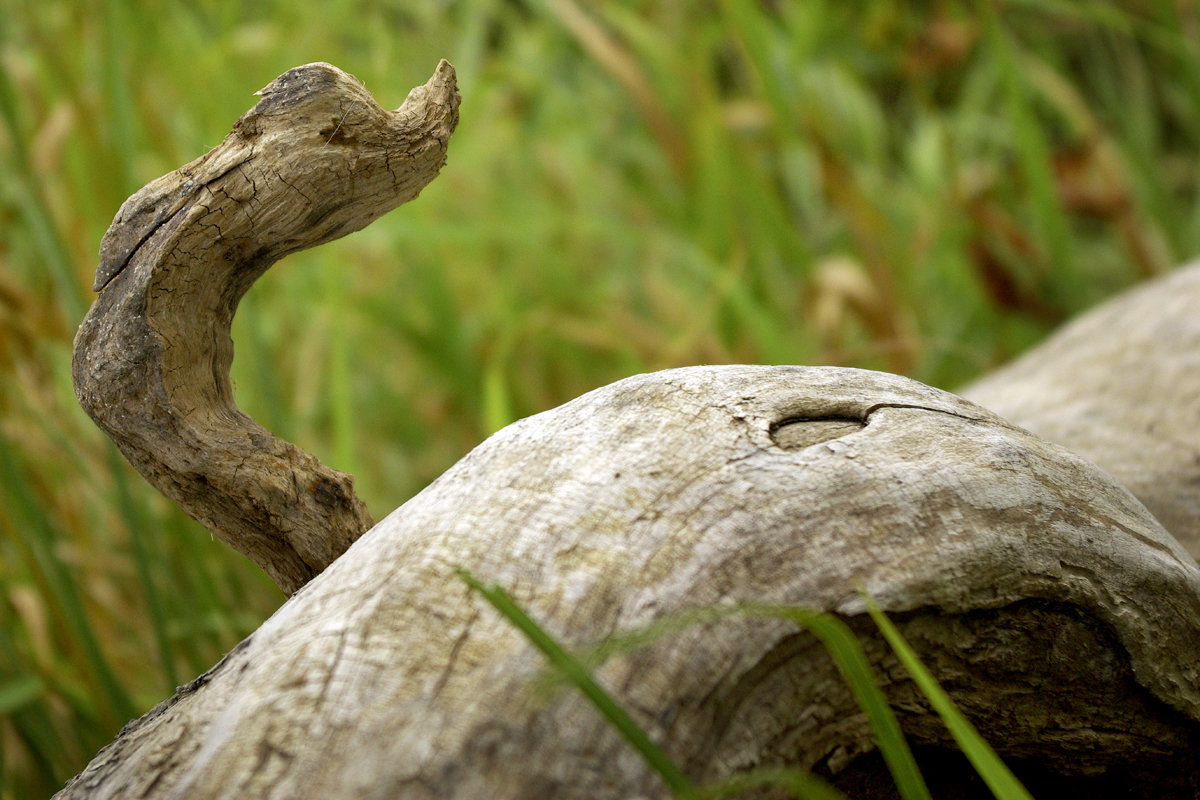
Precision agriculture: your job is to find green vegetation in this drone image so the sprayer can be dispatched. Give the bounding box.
[1,1,1197,795]
[862,594,1033,800]
[462,572,1031,798]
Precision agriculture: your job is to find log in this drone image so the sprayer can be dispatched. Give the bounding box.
[59,364,1200,797]
[962,263,1200,560]
[64,63,1200,798]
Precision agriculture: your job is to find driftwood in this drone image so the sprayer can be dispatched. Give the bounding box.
[72,61,460,594]
[963,263,1200,560]
[58,365,1200,798]
[64,62,1200,798]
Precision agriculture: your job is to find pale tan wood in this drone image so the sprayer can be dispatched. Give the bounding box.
[59,364,1200,798]
[72,61,460,594]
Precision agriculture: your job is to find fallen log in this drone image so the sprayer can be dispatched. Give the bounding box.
[60,363,1200,797]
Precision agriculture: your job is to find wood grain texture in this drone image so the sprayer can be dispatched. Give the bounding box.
[963,263,1200,559]
[57,366,1200,798]
[72,61,460,594]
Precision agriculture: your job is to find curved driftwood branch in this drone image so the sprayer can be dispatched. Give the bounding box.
[72,62,460,594]
[58,366,1200,798]
[963,263,1200,559]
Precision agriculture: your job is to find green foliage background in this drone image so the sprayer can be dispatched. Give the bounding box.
[1,1,1197,795]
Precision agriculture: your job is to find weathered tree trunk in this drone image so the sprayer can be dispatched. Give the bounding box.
[963,263,1200,560]
[63,63,1200,798]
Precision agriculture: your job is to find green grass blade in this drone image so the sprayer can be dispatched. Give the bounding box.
[107,445,180,692]
[984,7,1075,289]
[321,265,358,475]
[700,765,847,800]
[232,289,294,442]
[0,665,60,789]
[768,607,931,800]
[0,431,137,723]
[0,66,88,323]
[862,596,1033,800]
[457,569,699,800]
[482,356,516,434]
[0,673,44,715]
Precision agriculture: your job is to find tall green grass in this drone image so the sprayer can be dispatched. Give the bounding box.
[3,1,1200,795]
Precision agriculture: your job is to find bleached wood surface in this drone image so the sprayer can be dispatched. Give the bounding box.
[58,365,1200,798]
[964,263,1200,559]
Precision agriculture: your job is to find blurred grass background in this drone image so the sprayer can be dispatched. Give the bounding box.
[1,0,1198,795]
